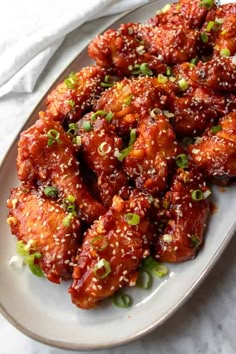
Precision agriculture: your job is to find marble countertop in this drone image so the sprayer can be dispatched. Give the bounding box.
[0,9,236,354]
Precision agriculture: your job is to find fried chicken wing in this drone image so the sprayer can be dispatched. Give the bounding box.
[169,87,225,136]
[189,112,236,176]
[88,26,166,76]
[124,115,179,195]
[154,166,210,262]
[46,66,108,123]
[139,24,199,65]
[69,193,152,309]
[191,57,236,91]
[78,113,122,175]
[17,116,106,223]
[149,0,213,29]
[97,169,127,207]
[7,186,80,283]
[94,77,173,134]
[201,4,236,57]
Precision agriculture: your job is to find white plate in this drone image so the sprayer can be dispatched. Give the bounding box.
[0,0,236,350]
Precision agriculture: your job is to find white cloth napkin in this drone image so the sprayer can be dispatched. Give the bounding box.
[0,0,148,97]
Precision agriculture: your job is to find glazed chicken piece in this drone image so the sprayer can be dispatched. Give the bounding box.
[46,66,108,123]
[169,87,226,136]
[191,57,236,91]
[189,112,236,177]
[77,113,127,207]
[94,76,173,135]
[124,114,179,195]
[139,24,199,65]
[149,0,213,29]
[97,169,127,207]
[17,116,106,223]
[69,193,152,309]
[154,166,210,262]
[201,3,236,57]
[7,186,80,284]
[88,25,166,76]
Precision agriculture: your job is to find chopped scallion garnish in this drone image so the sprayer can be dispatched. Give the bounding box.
[190,234,201,248]
[140,63,153,76]
[220,48,231,57]
[211,125,222,133]
[136,269,152,289]
[176,154,189,169]
[91,236,109,251]
[124,213,140,226]
[191,189,204,201]
[117,129,137,162]
[47,129,61,146]
[200,32,209,43]
[93,258,111,279]
[43,186,58,198]
[142,256,169,278]
[178,78,189,91]
[199,0,214,10]
[83,121,92,132]
[112,292,132,308]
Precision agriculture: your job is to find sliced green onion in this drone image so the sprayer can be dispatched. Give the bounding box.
[142,256,169,278]
[152,264,169,278]
[211,125,222,133]
[63,212,74,227]
[29,263,44,277]
[129,129,137,145]
[43,186,58,198]
[74,136,82,146]
[190,58,199,65]
[91,110,108,121]
[112,292,132,308]
[199,0,214,10]
[83,121,92,132]
[67,99,75,107]
[91,236,109,251]
[191,189,204,201]
[140,63,153,76]
[98,142,111,156]
[93,258,111,279]
[67,123,78,137]
[47,129,61,146]
[178,78,189,91]
[67,195,76,203]
[200,32,209,43]
[34,252,42,259]
[124,94,133,106]
[16,240,29,257]
[157,74,168,84]
[206,21,215,32]
[176,154,189,169]
[220,48,231,57]
[117,129,136,162]
[124,213,140,226]
[105,112,114,122]
[166,66,172,76]
[190,234,201,248]
[64,72,78,89]
[136,269,152,289]
[150,108,162,118]
[101,75,114,88]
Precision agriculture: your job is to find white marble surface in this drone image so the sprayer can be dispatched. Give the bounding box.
[0,8,236,354]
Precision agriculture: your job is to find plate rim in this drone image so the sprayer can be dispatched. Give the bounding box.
[1,0,236,350]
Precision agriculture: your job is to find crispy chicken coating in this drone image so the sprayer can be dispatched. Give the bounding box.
[124,115,179,195]
[189,112,236,176]
[88,25,166,76]
[149,0,213,29]
[191,57,236,91]
[7,186,80,283]
[97,170,127,207]
[169,87,225,136]
[17,116,106,223]
[154,166,210,262]
[69,193,152,309]
[201,4,236,57]
[46,66,108,123]
[94,77,173,134]
[78,113,122,175]
[139,24,199,65]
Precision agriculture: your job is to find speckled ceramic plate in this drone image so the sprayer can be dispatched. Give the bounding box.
[0,0,236,350]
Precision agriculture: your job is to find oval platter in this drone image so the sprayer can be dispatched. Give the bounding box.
[0,0,236,350]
